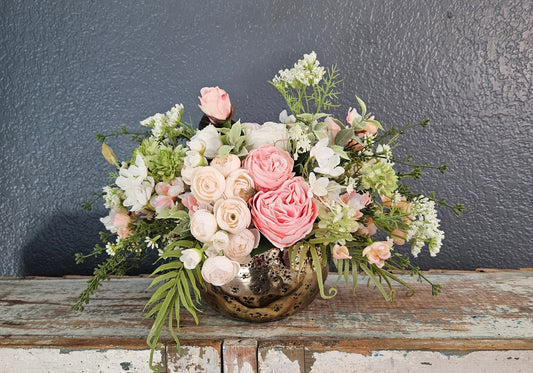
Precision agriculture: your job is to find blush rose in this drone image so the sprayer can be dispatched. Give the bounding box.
[250,177,318,248]
[243,144,294,191]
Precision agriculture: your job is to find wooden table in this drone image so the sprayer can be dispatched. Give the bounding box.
[1,270,532,372]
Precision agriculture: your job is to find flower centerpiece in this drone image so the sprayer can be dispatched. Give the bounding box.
[74,52,463,371]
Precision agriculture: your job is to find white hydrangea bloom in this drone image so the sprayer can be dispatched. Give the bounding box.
[102,186,125,209]
[272,51,326,88]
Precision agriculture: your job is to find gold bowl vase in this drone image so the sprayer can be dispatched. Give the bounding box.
[201,248,328,322]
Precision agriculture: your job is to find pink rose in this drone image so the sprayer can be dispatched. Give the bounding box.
[198,87,232,122]
[362,240,393,268]
[250,177,318,248]
[243,144,294,191]
[332,244,352,259]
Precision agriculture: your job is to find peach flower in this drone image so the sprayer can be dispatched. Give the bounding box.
[332,244,352,259]
[358,217,378,236]
[201,256,240,286]
[250,177,318,248]
[362,240,393,268]
[391,229,406,245]
[191,166,226,203]
[243,144,294,191]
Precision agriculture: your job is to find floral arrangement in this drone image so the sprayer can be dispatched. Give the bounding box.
[74,52,463,371]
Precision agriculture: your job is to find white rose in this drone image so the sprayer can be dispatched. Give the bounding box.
[187,124,222,159]
[214,197,251,234]
[244,121,289,151]
[210,154,241,177]
[224,169,255,202]
[212,230,230,252]
[224,229,258,263]
[201,256,240,286]
[190,209,218,243]
[179,249,202,269]
[191,166,226,203]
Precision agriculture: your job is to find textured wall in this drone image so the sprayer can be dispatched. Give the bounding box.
[1,0,531,277]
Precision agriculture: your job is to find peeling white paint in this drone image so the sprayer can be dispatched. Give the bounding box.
[0,348,162,373]
[258,349,301,373]
[167,345,220,373]
[308,350,533,373]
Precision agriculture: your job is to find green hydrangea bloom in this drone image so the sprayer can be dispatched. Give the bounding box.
[133,139,186,182]
[361,159,398,197]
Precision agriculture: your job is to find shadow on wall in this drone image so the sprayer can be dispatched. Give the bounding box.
[22,213,158,277]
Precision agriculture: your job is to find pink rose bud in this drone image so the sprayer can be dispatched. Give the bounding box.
[198,87,233,122]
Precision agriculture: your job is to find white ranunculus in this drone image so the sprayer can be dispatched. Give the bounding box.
[201,256,240,286]
[115,154,155,211]
[212,230,230,252]
[190,209,218,243]
[179,249,202,269]
[310,138,344,177]
[210,154,241,178]
[187,124,222,159]
[244,121,289,151]
[180,165,197,185]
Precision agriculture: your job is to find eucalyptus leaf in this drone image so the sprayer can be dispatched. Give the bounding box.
[335,128,354,146]
[218,144,234,159]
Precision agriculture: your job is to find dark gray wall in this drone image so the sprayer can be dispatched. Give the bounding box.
[1,0,531,277]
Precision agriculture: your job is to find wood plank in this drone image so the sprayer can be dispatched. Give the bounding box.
[166,341,221,373]
[0,272,532,347]
[222,339,257,373]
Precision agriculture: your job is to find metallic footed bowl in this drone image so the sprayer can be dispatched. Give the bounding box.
[201,248,328,322]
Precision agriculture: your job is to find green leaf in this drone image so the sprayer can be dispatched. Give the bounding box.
[155,208,189,220]
[227,121,243,145]
[218,145,234,159]
[356,96,367,116]
[331,145,350,160]
[335,128,354,146]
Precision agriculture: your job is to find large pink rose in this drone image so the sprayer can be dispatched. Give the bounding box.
[243,144,294,191]
[250,177,318,248]
[198,87,232,121]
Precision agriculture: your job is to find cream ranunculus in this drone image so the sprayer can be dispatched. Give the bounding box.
[190,209,218,243]
[210,154,241,178]
[214,197,251,234]
[224,169,255,202]
[191,166,226,204]
[201,256,240,286]
[224,229,258,263]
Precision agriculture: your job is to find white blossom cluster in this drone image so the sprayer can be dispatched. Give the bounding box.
[406,197,444,257]
[272,51,326,88]
[140,104,184,139]
[102,185,125,210]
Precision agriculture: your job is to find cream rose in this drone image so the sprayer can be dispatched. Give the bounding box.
[210,154,241,177]
[244,121,289,151]
[214,198,251,234]
[191,166,226,203]
[201,256,240,286]
[224,169,255,202]
[190,209,218,243]
[224,229,258,263]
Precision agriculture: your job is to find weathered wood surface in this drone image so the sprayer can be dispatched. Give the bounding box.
[1,271,532,372]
